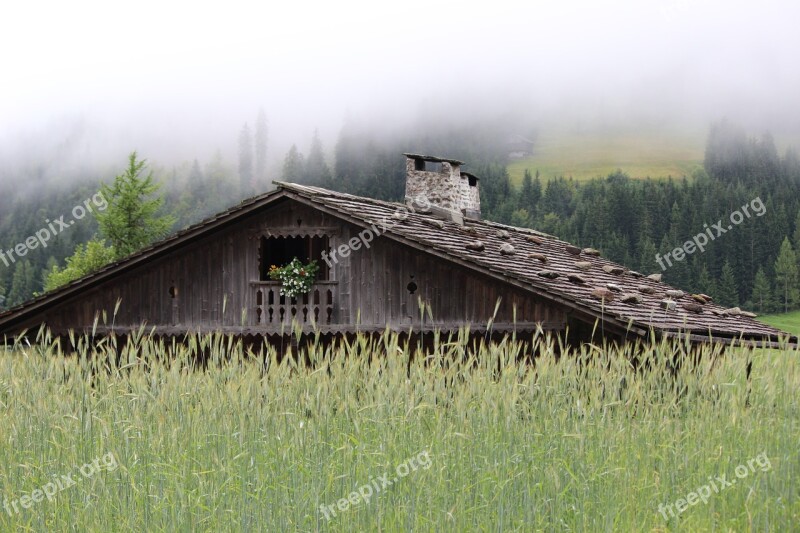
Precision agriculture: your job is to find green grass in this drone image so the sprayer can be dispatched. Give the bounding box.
[507,130,705,185]
[1,328,798,531]
[758,310,800,337]
[505,128,800,186]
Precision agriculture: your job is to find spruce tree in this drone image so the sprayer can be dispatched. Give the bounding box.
[695,265,716,297]
[254,110,268,187]
[751,267,774,313]
[7,260,36,307]
[716,261,739,307]
[282,145,306,183]
[774,237,799,313]
[520,169,538,210]
[238,123,254,194]
[305,131,332,186]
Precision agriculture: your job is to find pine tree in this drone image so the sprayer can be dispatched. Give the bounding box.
[751,267,773,313]
[204,150,239,210]
[530,173,542,220]
[541,177,572,218]
[716,260,739,307]
[520,169,540,210]
[637,237,659,275]
[695,264,716,297]
[518,169,542,221]
[282,145,306,183]
[7,260,36,307]
[510,208,530,228]
[774,237,799,313]
[189,159,204,183]
[793,209,800,262]
[238,123,254,194]
[305,131,332,186]
[254,110,268,188]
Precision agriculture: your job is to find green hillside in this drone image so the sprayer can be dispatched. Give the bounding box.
[758,311,800,337]
[507,130,705,185]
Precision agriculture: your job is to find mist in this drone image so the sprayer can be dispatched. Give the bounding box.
[1,0,799,187]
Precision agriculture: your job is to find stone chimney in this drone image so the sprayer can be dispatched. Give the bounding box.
[403,153,481,223]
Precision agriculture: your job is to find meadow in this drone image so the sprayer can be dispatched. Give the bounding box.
[506,130,705,185]
[505,128,800,186]
[759,311,800,337]
[1,327,798,531]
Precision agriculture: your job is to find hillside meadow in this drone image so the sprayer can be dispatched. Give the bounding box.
[1,327,798,531]
[506,130,705,185]
[759,311,800,337]
[506,128,800,185]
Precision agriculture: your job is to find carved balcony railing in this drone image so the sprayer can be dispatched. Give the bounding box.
[252,281,336,327]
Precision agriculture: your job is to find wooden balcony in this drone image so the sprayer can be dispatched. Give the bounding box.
[251,281,337,327]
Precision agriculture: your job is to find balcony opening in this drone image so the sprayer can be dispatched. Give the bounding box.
[259,235,330,281]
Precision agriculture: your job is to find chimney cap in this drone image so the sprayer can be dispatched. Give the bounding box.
[460,171,480,182]
[403,153,464,165]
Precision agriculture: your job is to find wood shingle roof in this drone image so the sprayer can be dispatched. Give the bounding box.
[277,182,792,345]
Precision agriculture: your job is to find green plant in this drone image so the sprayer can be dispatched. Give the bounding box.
[43,238,117,292]
[268,257,319,298]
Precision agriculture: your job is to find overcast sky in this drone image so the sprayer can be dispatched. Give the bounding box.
[1,0,798,162]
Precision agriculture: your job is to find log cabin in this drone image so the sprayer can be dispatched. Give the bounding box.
[0,153,793,349]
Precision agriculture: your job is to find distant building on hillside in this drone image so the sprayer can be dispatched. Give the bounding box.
[507,134,535,159]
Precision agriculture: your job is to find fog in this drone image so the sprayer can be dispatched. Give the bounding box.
[1,0,799,179]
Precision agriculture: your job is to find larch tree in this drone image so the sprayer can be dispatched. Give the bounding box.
[43,239,117,292]
[97,152,175,258]
[45,152,174,291]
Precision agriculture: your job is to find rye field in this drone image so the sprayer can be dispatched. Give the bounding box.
[1,328,798,531]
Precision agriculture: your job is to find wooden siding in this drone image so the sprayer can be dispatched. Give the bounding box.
[338,222,565,329]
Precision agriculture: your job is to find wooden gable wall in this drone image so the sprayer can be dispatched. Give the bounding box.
[8,198,567,335]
